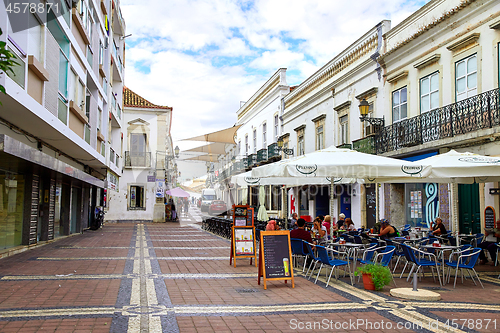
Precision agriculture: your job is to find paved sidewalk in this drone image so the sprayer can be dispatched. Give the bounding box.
[0,219,498,332]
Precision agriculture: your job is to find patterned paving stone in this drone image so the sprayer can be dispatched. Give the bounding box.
[0,212,497,332]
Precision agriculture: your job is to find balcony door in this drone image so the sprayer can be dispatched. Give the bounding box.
[456,54,477,102]
[130,133,147,166]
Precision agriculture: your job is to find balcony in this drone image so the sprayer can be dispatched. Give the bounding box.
[267,142,280,160]
[248,154,257,167]
[242,157,249,170]
[352,136,376,154]
[376,88,500,154]
[337,143,352,149]
[124,151,151,167]
[257,148,268,163]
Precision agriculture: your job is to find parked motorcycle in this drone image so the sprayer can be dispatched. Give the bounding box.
[90,206,104,230]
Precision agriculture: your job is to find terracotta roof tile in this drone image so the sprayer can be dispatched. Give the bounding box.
[123,87,172,110]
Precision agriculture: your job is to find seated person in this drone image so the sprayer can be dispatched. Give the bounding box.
[378,219,398,239]
[343,218,356,231]
[323,215,332,235]
[290,213,298,229]
[479,225,500,264]
[431,217,447,236]
[265,220,280,231]
[337,213,346,229]
[311,218,327,242]
[290,218,315,250]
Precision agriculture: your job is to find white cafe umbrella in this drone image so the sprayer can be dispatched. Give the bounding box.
[231,170,341,187]
[374,150,500,184]
[257,186,268,221]
[241,187,248,205]
[251,145,430,180]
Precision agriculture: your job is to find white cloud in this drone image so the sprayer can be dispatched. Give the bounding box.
[120,0,430,180]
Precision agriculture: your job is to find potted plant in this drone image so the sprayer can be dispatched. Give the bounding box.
[355,263,392,291]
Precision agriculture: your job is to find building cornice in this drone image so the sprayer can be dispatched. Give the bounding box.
[236,68,288,121]
[284,23,384,109]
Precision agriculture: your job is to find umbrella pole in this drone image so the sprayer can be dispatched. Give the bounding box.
[330,178,334,240]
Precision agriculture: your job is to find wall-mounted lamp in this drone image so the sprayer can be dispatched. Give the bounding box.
[174,146,180,158]
[277,137,294,156]
[359,99,384,127]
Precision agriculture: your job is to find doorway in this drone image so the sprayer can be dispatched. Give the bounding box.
[70,187,78,234]
[458,183,480,234]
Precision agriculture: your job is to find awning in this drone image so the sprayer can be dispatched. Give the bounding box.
[183,155,220,162]
[183,142,227,154]
[0,134,105,188]
[182,125,241,144]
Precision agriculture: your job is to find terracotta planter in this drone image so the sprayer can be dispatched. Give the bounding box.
[362,273,375,290]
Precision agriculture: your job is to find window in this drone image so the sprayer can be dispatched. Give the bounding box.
[130,133,146,155]
[129,185,145,209]
[420,72,439,113]
[6,47,25,88]
[48,16,70,98]
[85,90,91,120]
[262,123,267,149]
[99,41,104,65]
[110,148,115,163]
[274,114,279,142]
[27,14,42,62]
[456,54,477,101]
[316,124,324,150]
[101,141,105,157]
[339,115,349,145]
[59,51,69,97]
[271,185,282,210]
[58,97,68,124]
[98,108,102,131]
[298,134,304,156]
[253,129,257,153]
[245,135,248,155]
[392,87,407,122]
[363,102,375,136]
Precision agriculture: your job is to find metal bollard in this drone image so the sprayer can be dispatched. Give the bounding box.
[412,273,418,291]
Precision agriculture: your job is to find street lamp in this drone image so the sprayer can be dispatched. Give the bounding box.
[277,136,294,156]
[359,99,384,127]
[174,146,180,158]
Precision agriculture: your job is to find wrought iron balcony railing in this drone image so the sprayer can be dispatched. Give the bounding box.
[257,148,268,163]
[376,88,500,154]
[124,151,151,167]
[248,154,257,167]
[267,142,280,160]
[352,136,376,154]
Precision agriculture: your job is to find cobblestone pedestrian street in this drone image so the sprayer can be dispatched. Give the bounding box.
[0,209,498,332]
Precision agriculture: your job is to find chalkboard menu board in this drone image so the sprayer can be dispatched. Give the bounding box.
[233,205,253,227]
[484,206,495,229]
[247,208,254,226]
[258,230,294,289]
[230,205,257,267]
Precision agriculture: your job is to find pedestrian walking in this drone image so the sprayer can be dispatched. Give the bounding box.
[184,198,189,215]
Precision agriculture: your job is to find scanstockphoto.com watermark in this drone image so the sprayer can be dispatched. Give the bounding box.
[289,318,498,331]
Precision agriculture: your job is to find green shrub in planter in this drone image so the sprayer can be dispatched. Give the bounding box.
[355,263,392,291]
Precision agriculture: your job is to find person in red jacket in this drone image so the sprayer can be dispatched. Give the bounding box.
[291,218,315,249]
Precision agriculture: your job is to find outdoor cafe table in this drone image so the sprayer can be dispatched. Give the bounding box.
[329,242,365,282]
[422,244,460,285]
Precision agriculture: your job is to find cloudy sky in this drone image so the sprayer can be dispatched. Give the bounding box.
[120,0,429,180]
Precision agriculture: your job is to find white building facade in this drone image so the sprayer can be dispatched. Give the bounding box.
[0,0,125,249]
[105,87,173,222]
